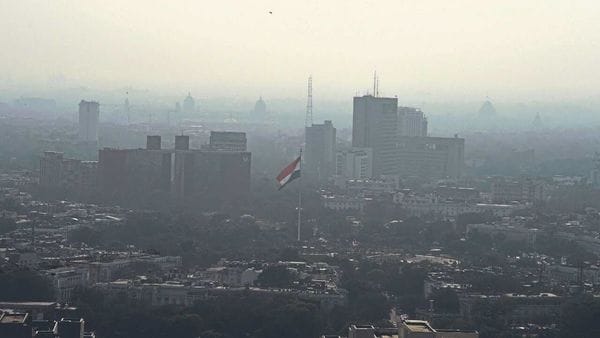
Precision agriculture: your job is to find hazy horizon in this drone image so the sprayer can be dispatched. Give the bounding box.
[2,1,600,102]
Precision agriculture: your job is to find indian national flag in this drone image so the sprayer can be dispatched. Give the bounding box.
[276,156,301,190]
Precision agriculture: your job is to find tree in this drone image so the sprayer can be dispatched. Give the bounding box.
[256,266,294,288]
[0,270,54,301]
[430,288,460,313]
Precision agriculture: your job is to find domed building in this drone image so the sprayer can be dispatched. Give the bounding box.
[183,92,196,113]
[253,96,267,115]
[478,99,497,117]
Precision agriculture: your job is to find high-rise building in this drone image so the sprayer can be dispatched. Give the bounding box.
[305,120,336,180]
[352,95,398,176]
[171,150,251,209]
[98,147,172,205]
[39,151,98,199]
[98,135,251,210]
[39,151,64,188]
[399,107,427,137]
[335,147,373,180]
[396,136,465,178]
[78,100,99,143]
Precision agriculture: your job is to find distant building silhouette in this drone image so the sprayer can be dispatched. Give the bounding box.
[182,93,195,113]
[78,100,99,144]
[478,99,497,117]
[206,131,247,152]
[254,96,267,115]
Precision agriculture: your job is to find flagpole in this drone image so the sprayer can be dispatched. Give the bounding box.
[297,189,301,242]
[297,148,302,242]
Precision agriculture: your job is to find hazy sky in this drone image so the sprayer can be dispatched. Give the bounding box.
[1,0,600,101]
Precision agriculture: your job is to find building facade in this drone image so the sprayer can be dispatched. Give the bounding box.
[399,106,428,137]
[39,151,98,199]
[305,120,336,180]
[335,147,373,181]
[78,100,99,144]
[352,95,398,176]
[98,135,251,210]
[396,136,465,178]
[207,131,247,152]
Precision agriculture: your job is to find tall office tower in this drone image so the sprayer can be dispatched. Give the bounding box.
[78,100,100,143]
[304,120,336,180]
[208,131,247,152]
[352,95,398,176]
[399,106,428,137]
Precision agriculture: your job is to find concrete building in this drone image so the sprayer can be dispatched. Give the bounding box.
[39,152,98,199]
[399,320,478,338]
[323,321,478,338]
[175,135,190,150]
[321,195,371,212]
[305,120,336,180]
[0,312,31,338]
[459,293,561,325]
[397,194,525,218]
[399,107,428,137]
[78,100,99,144]
[44,267,90,302]
[39,152,64,189]
[352,95,398,176]
[335,147,373,181]
[207,131,247,152]
[466,223,538,244]
[99,135,251,210]
[348,325,376,338]
[171,149,251,209]
[396,136,464,179]
[490,177,548,204]
[98,147,172,205]
[146,135,162,150]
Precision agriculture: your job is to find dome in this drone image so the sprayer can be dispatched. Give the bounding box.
[183,92,195,113]
[478,100,496,117]
[254,96,267,114]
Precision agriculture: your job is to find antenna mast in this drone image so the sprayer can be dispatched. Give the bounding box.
[305,75,313,127]
[373,71,379,97]
[373,71,376,96]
